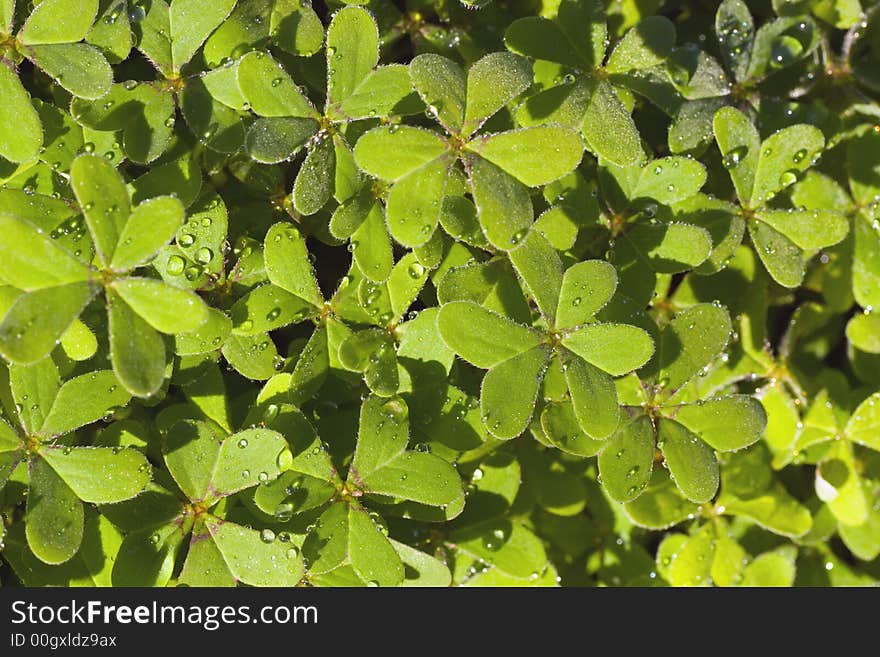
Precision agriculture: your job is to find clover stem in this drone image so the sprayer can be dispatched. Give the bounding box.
[653,447,664,465]
[184,501,210,521]
[337,481,362,502]
[729,82,750,102]
[318,302,333,322]
[770,363,807,406]
[163,75,186,95]
[0,32,16,56]
[24,435,40,454]
[370,179,388,199]
[446,134,467,156]
[318,116,337,135]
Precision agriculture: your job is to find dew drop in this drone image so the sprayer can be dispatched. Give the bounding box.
[483,528,506,551]
[166,255,185,275]
[769,35,804,69]
[779,170,798,187]
[196,247,213,264]
[128,3,146,22]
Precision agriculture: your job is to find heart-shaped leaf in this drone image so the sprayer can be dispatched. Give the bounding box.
[39,445,151,503]
[657,418,719,503]
[26,457,84,565]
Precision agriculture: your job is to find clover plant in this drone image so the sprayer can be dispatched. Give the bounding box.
[1,0,880,588]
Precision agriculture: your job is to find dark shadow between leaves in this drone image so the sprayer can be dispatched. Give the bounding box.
[163,418,205,455]
[519,78,590,123]
[682,261,750,315]
[598,538,659,586]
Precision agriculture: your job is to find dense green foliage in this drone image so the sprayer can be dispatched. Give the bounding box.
[0,0,879,587]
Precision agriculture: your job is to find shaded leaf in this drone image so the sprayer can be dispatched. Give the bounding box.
[658,418,719,503]
[26,457,84,565]
[597,415,654,503]
[0,283,96,364]
[107,289,167,397]
[481,346,550,440]
[564,355,619,440]
[655,303,732,395]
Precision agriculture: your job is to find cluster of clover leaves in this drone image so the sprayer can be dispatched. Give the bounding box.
[0,0,880,587]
